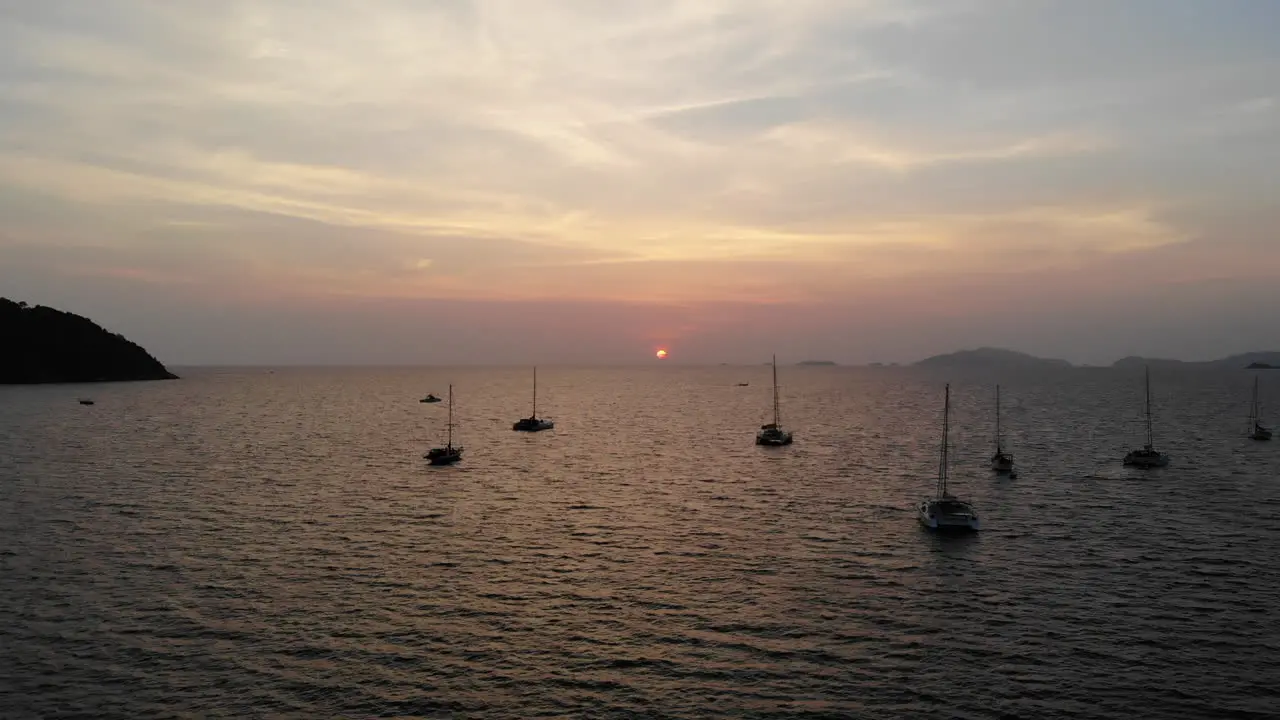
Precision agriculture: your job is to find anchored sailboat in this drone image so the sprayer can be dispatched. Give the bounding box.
[1248,376,1272,441]
[513,366,554,432]
[990,384,1015,474]
[918,383,980,531]
[424,384,463,465]
[755,354,793,446]
[1123,366,1169,468]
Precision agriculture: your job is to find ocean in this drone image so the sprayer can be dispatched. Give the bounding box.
[1,365,1278,719]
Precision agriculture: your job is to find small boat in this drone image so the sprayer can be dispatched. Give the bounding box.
[424,384,463,465]
[918,383,981,532]
[1248,375,1272,441]
[736,382,749,387]
[512,366,554,432]
[420,394,441,403]
[1123,365,1170,468]
[755,354,793,446]
[78,399,95,406]
[990,384,1015,473]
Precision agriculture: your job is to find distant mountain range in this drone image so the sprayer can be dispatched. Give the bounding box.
[914,347,1280,370]
[1110,352,1280,369]
[914,347,1072,369]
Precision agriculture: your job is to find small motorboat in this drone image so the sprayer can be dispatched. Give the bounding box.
[420,394,442,403]
[78,399,95,406]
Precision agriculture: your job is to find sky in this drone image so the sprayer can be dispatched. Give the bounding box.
[1,0,1278,366]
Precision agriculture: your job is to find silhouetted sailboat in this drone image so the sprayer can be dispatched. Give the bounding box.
[990,384,1015,474]
[424,384,463,465]
[756,354,793,446]
[918,383,980,531]
[1248,376,1272,441]
[1123,366,1169,467]
[513,366,554,432]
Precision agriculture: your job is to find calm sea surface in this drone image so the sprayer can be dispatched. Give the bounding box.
[2,365,1278,719]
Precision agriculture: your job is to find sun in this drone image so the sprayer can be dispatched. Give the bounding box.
[655,349,668,359]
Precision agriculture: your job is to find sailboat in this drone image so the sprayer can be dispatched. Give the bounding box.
[512,366,554,432]
[918,383,981,531]
[990,384,1015,474]
[424,384,463,465]
[1123,366,1169,468]
[755,354,793,446]
[1248,375,1272,441]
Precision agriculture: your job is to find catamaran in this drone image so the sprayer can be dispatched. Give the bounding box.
[512,366,554,432]
[918,383,981,531]
[756,354,793,446]
[990,384,1015,474]
[1248,375,1272,441]
[1123,366,1169,468]
[424,384,463,465]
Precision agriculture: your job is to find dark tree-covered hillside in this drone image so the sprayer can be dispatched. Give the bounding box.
[1,298,178,384]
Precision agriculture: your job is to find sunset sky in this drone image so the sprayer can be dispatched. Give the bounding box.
[2,1,1278,365]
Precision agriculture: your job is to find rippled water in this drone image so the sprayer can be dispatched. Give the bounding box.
[2,365,1278,719]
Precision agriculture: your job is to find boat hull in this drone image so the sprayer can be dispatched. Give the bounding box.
[1251,427,1272,441]
[513,419,554,432]
[990,453,1014,473]
[756,432,793,446]
[917,500,980,532]
[1123,450,1169,468]
[425,447,463,465]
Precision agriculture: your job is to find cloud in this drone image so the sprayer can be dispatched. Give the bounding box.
[1,0,1277,362]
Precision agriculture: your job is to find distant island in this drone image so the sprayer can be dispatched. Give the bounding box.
[915,347,1072,369]
[797,360,837,366]
[1112,351,1280,370]
[914,346,1280,370]
[1,298,178,384]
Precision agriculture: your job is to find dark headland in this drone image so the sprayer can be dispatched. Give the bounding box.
[1,298,178,384]
[915,346,1280,370]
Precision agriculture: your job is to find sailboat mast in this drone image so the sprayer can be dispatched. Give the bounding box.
[1251,376,1260,427]
[938,383,950,498]
[532,366,538,418]
[1144,366,1153,448]
[995,384,1002,453]
[447,383,454,448]
[772,354,781,425]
